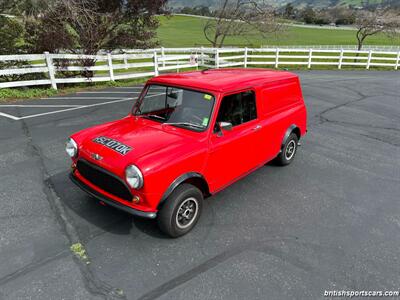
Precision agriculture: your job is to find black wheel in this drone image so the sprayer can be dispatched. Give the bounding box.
[276,132,298,166]
[157,184,203,238]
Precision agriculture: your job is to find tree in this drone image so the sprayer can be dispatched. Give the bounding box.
[3,0,166,79]
[181,7,194,14]
[0,0,167,82]
[301,7,316,24]
[355,8,399,50]
[0,15,38,83]
[381,0,400,9]
[196,5,211,16]
[329,6,355,25]
[284,3,295,19]
[203,0,281,48]
[24,0,167,54]
[0,0,51,17]
[0,15,24,54]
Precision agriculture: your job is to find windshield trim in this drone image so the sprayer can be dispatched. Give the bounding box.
[132,83,217,133]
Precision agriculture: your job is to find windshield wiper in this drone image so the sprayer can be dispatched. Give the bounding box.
[163,122,205,130]
[142,114,166,121]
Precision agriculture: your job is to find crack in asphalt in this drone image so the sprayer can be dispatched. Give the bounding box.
[313,84,400,147]
[137,237,350,300]
[316,87,368,124]
[359,133,400,147]
[320,119,400,132]
[14,118,127,300]
[0,250,69,286]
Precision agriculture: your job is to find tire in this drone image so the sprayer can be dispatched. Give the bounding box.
[157,183,203,238]
[276,132,298,166]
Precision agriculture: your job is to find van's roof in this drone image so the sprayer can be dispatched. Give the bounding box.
[148,68,298,93]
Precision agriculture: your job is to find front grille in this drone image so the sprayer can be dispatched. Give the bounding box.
[76,159,132,201]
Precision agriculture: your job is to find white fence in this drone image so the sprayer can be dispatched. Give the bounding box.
[262,45,400,51]
[1,47,399,90]
[0,50,198,90]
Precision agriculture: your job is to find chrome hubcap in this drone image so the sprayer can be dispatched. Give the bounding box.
[176,197,198,229]
[285,140,296,160]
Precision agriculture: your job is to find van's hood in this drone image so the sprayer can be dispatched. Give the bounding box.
[76,117,190,171]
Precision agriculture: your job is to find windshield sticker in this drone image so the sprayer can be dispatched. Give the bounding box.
[92,136,132,155]
[204,94,212,100]
[202,117,209,126]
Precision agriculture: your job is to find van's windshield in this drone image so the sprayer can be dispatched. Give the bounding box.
[133,85,215,132]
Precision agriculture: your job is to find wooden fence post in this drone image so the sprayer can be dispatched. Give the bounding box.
[123,53,128,69]
[44,52,57,90]
[153,50,159,76]
[275,48,279,69]
[395,51,400,70]
[161,47,166,68]
[244,47,248,68]
[107,52,115,81]
[200,46,204,66]
[366,50,372,70]
[215,48,219,69]
[338,48,344,69]
[308,48,313,69]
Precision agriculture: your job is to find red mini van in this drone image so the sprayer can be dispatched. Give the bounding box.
[67,69,307,237]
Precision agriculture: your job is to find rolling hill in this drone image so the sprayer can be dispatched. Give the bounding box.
[169,0,385,9]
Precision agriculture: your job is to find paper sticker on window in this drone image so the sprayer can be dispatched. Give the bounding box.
[204,94,212,100]
[202,117,209,126]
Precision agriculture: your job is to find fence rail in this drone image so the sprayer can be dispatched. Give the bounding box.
[261,45,400,51]
[1,46,399,90]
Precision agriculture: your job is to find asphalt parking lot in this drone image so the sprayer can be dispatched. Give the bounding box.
[0,70,399,300]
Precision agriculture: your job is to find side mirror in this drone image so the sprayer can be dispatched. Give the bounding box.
[167,92,177,99]
[219,121,232,131]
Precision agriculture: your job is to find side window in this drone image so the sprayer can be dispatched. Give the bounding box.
[241,91,257,123]
[216,91,257,128]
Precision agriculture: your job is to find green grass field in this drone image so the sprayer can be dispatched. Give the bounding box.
[157,15,400,47]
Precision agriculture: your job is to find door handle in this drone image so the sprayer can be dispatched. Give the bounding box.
[252,125,262,131]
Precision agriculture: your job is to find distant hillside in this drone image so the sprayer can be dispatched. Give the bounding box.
[168,0,385,9]
[168,0,217,8]
[289,0,383,8]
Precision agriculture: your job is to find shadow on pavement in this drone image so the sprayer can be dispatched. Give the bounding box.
[49,160,283,242]
[49,171,169,240]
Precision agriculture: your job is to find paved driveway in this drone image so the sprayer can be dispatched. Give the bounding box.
[0,71,399,299]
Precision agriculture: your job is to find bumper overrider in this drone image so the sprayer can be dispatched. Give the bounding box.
[70,171,157,219]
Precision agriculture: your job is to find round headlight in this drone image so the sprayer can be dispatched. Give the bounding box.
[125,165,143,189]
[66,138,78,158]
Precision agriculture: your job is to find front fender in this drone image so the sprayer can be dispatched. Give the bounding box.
[159,172,207,205]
